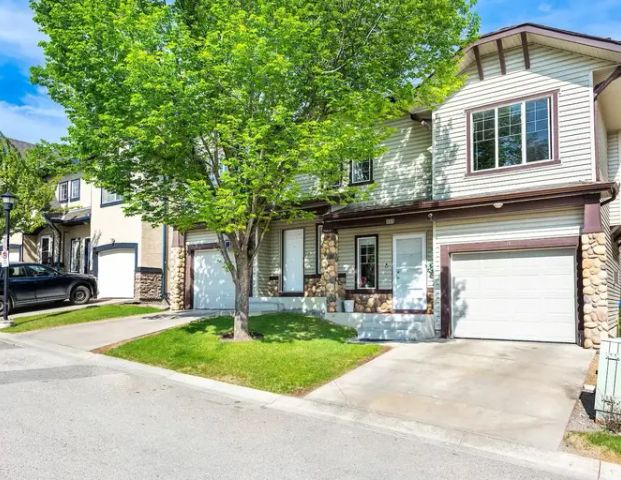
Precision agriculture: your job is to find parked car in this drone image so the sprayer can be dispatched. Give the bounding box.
[0,263,97,313]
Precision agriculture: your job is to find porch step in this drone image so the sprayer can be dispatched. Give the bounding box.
[357,328,421,342]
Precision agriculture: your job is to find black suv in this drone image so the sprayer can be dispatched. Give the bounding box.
[0,263,98,313]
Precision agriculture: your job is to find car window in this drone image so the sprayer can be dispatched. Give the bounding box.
[27,265,58,277]
[8,266,29,278]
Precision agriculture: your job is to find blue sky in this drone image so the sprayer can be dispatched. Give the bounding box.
[1,0,620,143]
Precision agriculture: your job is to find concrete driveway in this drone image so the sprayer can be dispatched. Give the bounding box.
[306,339,593,450]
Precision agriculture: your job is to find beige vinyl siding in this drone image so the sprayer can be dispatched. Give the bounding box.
[433,44,615,199]
[602,204,620,336]
[354,117,432,206]
[186,230,218,245]
[433,207,584,329]
[608,131,621,225]
[256,229,273,296]
[258,219,320,287]
[293,117,432,205]
[336,222,432,290]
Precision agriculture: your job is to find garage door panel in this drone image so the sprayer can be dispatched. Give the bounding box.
[193,250,235,309]
[452,248,576,343]
[98,249,135,299]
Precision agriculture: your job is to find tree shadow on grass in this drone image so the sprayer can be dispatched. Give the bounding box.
[181,313,355,344]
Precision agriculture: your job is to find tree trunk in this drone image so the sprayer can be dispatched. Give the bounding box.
[232,252,252,341]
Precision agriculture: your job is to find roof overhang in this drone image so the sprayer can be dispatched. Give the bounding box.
[323,182,617,229]
[460,23,621,74]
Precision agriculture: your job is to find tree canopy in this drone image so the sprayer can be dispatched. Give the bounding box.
[31,0,478,338]
[0,134,59,234]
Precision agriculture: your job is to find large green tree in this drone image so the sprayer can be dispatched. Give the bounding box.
[32,0,477,339]
[0,134,59,236]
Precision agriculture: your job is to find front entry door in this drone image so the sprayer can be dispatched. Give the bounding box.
[393,233,426,310]
[282,229,304,293]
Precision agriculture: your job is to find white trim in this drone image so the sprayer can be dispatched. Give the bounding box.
[356,235,377,290]
[392,233,427,310]
[590,70,597,182]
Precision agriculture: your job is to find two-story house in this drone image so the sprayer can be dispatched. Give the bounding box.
[21,174,168,302]
[169,23,621,349]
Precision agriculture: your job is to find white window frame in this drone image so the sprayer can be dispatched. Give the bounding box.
[58,182,68,202]
[70,238,82,273]
[39,235,52,265]
[356,235,377,290]
[470,93,555,172]
[70,179,81,201]
[101,188,123,206]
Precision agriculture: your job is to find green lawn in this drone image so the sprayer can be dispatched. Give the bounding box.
[107,313,384,395]
[566,431,621,464]
[4,304,163,333]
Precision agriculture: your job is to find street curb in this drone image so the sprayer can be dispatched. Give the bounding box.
[2,333,620,480]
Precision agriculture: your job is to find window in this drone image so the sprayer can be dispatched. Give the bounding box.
[40,236,52,266]
[84,238,91,273]
[356,236,377,289]
[7,266,28,278]
[28,264,57,277]
[470,94,554,172]
[70,179,80,201]
[101,189,123,206]
[70,238,82,273]
[58,181,68,202]
[350,158,373,184]
[316,224,323,274]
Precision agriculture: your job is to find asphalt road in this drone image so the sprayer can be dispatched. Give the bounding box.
[0,338,575,480]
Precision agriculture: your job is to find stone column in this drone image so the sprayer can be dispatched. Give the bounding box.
[581,232,608,349]
[321,230,339,313]
[169,231,186,311]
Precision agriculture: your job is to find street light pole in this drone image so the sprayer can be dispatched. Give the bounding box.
[1,191,17,327]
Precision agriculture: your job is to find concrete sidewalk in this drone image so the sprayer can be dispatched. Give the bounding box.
[12,310,207,350]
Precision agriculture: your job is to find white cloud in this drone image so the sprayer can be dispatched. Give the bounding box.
[0,0,46,64]
[0,91,68,143]
[538,2,553,13]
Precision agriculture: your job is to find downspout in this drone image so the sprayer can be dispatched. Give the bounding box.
[601,183,619,207]
[161,225,168,303]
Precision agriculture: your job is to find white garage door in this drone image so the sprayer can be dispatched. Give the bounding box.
[451,248,576,343]
[193,249,235,309]
[97,249,135,298]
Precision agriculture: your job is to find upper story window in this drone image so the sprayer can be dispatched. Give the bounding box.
[58,181,68,202]
[469,92,557,173]
[101,188,123,206]
[70,179,80,201]
[350,158,373,185]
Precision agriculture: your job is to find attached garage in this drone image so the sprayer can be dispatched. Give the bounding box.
[451,248,577,343]
[95,246,136,299]
[193,249,235,309]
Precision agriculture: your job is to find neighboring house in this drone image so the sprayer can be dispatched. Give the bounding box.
[21,173,167,301]
[169,23,621,349]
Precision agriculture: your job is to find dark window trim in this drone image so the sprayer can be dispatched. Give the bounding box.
[465,89,560,176]
[354,234,378,290]
[316,223,323,274]
[69,178,81,202]
[349,158,374,186]
[100,189,124,207]
[91,242,138,276]
[58,181,69,202]
[280,227,305,294]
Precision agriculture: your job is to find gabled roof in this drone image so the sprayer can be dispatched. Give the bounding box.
[461,23,621,73]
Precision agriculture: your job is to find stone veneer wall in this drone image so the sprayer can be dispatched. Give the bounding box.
[321,231,339,312]
[169,246,186,311]
[346,288,434,314]
[135,271,162,301]
[581,232,609,349]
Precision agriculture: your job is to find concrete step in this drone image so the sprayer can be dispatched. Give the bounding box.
[357,329,419,342]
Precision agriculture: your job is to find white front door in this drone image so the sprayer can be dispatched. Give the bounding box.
[282,228,304,293]
[393,233,426,310]
[97,249,135,298]
[451,248,576,342]
[193,249,235,309]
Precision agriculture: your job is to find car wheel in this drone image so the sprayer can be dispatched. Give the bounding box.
[70,285,91,305]
[0,297,12,315]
